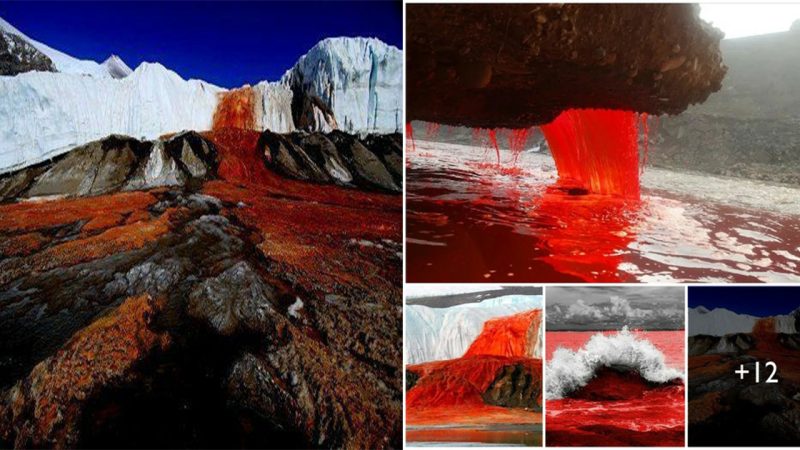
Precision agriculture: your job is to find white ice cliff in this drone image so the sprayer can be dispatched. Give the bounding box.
[282,37,402,134]
[0,64,222,172]
[0,18,402,174]
[689,306,797,336]
[406,295,543,365]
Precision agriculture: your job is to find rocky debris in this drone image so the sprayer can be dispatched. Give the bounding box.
[651,114,800,185]
[0,294,169,449]
[407,3,726,128]
[188,261,279,336]
[0,177,402,448]
[649,29,800,185]
[0,29,55,75]
[260,130,402,193]
[482,363,541,409]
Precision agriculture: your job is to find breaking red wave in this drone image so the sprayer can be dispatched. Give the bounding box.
[546,330,685,446]
[464,309,541,359]
[212,87,256,130]
[541,109,640,198]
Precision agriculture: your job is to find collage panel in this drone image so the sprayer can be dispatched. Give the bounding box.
[0,2,402,449]
[545,286,686,447]
[405,2,800,283]
[688,286,800,446]
[405,285,544,447]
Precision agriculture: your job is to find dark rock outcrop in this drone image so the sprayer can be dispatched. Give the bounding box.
[0,133,218,202]
[407,3,726,128]
[261,130,402,193]
[482,363,541,409]
[688,334,756,356]
[0,30,55,75]
[327,131,400,192]
[406,369,420,391]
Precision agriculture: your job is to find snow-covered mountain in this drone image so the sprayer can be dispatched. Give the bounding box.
[689,306,798,336]
[406,295,542,365]
[0,17,117,78]
[0,17,402,174]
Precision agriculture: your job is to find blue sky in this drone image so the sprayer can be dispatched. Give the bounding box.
[0,1,402,88]
[689,286,800,317]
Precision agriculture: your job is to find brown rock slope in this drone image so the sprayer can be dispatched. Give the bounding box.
[0,128,402,448]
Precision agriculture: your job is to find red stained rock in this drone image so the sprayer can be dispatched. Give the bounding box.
[0,294,169,448]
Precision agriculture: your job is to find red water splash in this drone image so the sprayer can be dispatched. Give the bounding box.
[212,87,256,130]
[541,109,640,198]
[406,122,416,153]
[487,129,500,166]
[507,128,532,165]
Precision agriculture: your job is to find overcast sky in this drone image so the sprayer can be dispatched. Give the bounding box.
[547,286,685,331]
[700,3,800,39]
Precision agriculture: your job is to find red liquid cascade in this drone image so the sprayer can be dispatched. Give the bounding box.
[487,129,500,166]
[406,122,416,153]
[541,109,640,198]
[507,128,532,165]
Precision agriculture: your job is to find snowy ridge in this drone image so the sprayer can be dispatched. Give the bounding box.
[0,17,113,78]
[102,55,133,79]
[546,327,683,400]
[689,306,797,336]
[282,37,402,134]
[405,295,542,365]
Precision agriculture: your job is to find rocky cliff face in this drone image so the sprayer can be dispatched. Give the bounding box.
[0,29,55,75]
[651,28,800,185]
[407,3,726,128]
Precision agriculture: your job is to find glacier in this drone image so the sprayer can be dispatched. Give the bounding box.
[282,37,402,134]
[0,64,222,173]
[406,295,543,365]
[0,18,402,174]
[689,306,797,336]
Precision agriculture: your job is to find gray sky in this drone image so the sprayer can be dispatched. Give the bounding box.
[547,286,685,331]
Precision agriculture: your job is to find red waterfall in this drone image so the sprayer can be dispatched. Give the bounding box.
[406,122,416,152]
[541,109,640,198]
